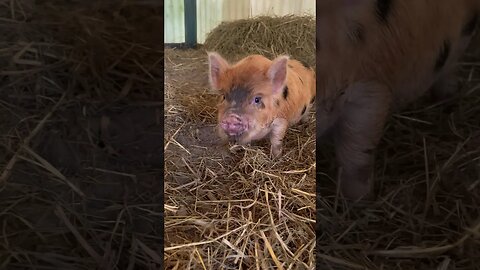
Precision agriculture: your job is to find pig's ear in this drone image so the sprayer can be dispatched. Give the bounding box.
[208,52,229,90]
[268,56,289,94]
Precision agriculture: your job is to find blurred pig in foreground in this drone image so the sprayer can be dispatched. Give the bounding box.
[316,0,479,200]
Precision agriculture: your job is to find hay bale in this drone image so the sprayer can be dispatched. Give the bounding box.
[203,15,315,66]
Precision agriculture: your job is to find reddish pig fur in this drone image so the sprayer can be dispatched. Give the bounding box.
[316,0,480,200]
[208,52,315,157]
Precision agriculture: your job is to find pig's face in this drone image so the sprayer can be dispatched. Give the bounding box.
[217,85,269,139]
[208,52,289,144]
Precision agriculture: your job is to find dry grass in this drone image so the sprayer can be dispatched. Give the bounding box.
[203,15,316,67]
[165,14,316,269]
[317,34,480,269]
[0,1,162,269]
[163,46,316,269]
[1,1,479,269]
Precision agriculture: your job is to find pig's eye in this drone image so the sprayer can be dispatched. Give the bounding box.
[253,96,262,104]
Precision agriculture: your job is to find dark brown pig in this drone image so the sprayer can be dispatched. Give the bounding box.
[207,52,316,157]
[316,0,479,200]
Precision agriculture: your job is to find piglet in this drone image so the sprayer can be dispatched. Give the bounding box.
[316,0,480,200]
[207,52,316,157]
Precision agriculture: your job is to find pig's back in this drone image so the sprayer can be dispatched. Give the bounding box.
[317,0,479,108]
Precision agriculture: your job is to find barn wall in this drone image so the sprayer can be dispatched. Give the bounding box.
[164,0,185,43]
[164,0,315,44]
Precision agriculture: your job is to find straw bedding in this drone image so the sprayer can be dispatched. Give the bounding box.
[1,1,479,269]
[317,33,480,269]
[164,15,316,269]
[1,1,163,269]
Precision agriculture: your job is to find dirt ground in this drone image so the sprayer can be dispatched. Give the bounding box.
[0,1,163,269]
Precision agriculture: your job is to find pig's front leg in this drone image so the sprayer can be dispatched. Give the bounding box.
[334,81,392,201]
[269,118,289,157]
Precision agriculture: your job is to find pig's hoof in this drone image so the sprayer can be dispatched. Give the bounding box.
[300,114,310,124]
[429,75,459,102]
[270,145,283,158]
[340,177,373,202]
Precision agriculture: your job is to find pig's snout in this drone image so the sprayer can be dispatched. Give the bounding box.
[220,114,247,136]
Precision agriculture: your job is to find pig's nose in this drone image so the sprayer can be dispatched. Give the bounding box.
[221,114,246,136]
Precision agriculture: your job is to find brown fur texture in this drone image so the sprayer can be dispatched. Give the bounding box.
[316,0,480,200]
[208,52,315,157]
